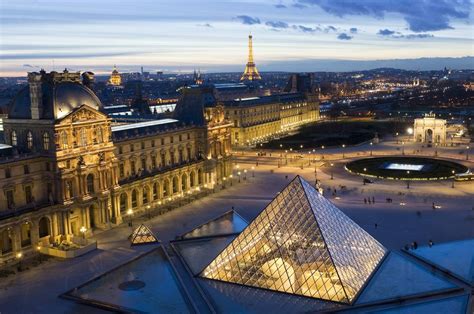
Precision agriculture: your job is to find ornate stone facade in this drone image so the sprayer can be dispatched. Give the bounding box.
[0,70,231,264]
[414,113,447,145]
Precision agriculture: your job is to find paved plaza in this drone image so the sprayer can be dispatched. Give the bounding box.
[0,139,472,313]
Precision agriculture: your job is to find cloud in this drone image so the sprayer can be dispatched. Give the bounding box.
[337,33,353,40]
[292,3,308,9]
[325,25,337,32]
[297,0,471,32]
[275,4,287,8]
[378,28,434,39]
[378,29,396,36]
[350,27,358,34]
[3,51,139,60]
[23,64,37,68]
[265,21,289,29]
[235,15,261,25]
[197,23,213,28]
[298,25,317,33]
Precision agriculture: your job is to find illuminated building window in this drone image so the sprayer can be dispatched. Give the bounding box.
[131,189,138,207]
[23,165,29,175]
[6,190,14,209]
[61,131,68,149]
[96,127,103,143]
[26,131,33,149]
[11,130,17,146]
[79,128,87,146]
[87,174,94,194]
[25,186,33,204]
[43,132,50,150]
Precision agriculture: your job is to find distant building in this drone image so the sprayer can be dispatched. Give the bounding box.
[241,35,262,81]
[193,69,203,85]
[225,74,320,146]
[108,65,122,86]
[414,113,446,145]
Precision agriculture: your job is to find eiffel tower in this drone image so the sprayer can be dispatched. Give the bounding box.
[240,34,262,81]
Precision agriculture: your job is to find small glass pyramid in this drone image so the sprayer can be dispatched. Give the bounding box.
[129,224,159,246]
[201,176,386,303]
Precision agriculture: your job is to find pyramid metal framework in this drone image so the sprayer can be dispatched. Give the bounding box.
[129,224,159,246]
[201,176,386,304]
[240,35,262,81]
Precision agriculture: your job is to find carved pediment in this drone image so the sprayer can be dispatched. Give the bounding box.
[59,105,107,125]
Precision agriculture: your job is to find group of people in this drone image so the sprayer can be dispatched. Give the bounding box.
[363,196,376,204]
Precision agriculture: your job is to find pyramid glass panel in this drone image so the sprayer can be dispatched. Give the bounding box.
[201,176,386,304]
[129,224,159,245]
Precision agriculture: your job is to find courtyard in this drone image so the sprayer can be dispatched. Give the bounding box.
[0,138,472,313]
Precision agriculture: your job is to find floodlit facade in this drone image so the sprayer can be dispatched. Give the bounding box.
[108,65,122,86]
[201,176,386,303]
[414,113,447,145]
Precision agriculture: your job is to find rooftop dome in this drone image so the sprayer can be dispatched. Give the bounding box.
[8,79,101,120]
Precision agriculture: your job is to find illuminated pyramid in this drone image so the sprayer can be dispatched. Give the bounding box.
[129,224,159,246]
[201,176,386,303]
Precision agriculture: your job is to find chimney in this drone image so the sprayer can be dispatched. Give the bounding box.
[28,72,43,119]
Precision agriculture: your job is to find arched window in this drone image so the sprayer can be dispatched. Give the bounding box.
[0,229,12,254]
[120,193,127,213]
[181,173,188,191]
[172,176,179,193]
[61,131,68,149]
[132,189,138,208]
[38,217,50,238]
[163,179,170,197]
[142,188,148,204]
[198,168,203,185]
[11,131,17,146]
[153,182,159,199]
[190,171,196,187]
[26,131,33,149]
[43,132,50,150]
[20,222,31,247]
[86,174,94,194]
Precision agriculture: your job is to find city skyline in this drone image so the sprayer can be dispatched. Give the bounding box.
[1,0,473,76]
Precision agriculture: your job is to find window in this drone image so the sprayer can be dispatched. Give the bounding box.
[46,162,50,171]
[161,153,166,167]
[23,165,29,175]
[61,131,68,149]
[170,151,175,164]
[118,146,123,154]
[96,127,103,143]
[151,157,156,169]
[26,131,33,149]
[142,188,148,204]
[5,168,11,178]
[131,160,136,175]
[131,190,138,208]
[153,183,158,199]
[43,132,50,150]
[141,158,146,170]
[151,140,155,148]
[187,147,192,160]
[170,136,174,143]
[179,134,182,141]
[187,133,190,140]
[86,174,94,194]
[25,186,33,204]
[130,144,134,152]
[161,138,165,145]
[141,142,145,149]
[119,163,124,177]
[11,130,17,146]
[6,190,14,209]
[79,128,87,146]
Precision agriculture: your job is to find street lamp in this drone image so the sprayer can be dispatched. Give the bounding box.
[407,127,413,136]
[406,171,410,189]
[451,170,455,188]
[466,146,470,160]
[16,252,22,271]
[127,208,134,227]
[80,226,87,239]
[251,166,255,177]
[244,169,247,180]
[238,171,241,183]
[370,142,373,156]
[396,132,399,144]
[401,141,405,155]
[147,205,151,219]
[342,144,346,158]
[321,145,325,160]
[330,163,334,180]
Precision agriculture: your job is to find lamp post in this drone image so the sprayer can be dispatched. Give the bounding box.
[435,143,438,157]
[321,145,325,160]
[342,144,346,158]
[369,142,373,156]
[16,252,22,271]
[147,205,151,219]
[466,146,470,160]
[127,208,134,227]
[396,132,399,144]
[244,169,247,180]
[401,141,405,155]
[330,163,334,180]
[80,226,87,239]
[251,166,255,177]
[451,170,455,188]
[406,171,410,189]
[238,171,241,183]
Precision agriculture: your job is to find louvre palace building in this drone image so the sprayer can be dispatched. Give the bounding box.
[0,69,319,265]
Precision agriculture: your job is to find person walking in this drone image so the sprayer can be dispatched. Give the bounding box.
[364,198,367,204]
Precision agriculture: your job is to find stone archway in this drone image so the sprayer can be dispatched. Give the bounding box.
[425,129,433,143]
[38,217,51,238]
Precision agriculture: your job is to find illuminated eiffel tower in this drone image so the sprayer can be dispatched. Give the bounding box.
[240,34,262,81]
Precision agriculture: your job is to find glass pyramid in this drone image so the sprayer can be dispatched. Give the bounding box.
[180,210,248,239]
[200,176,387,303]
[129,224,160,246]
